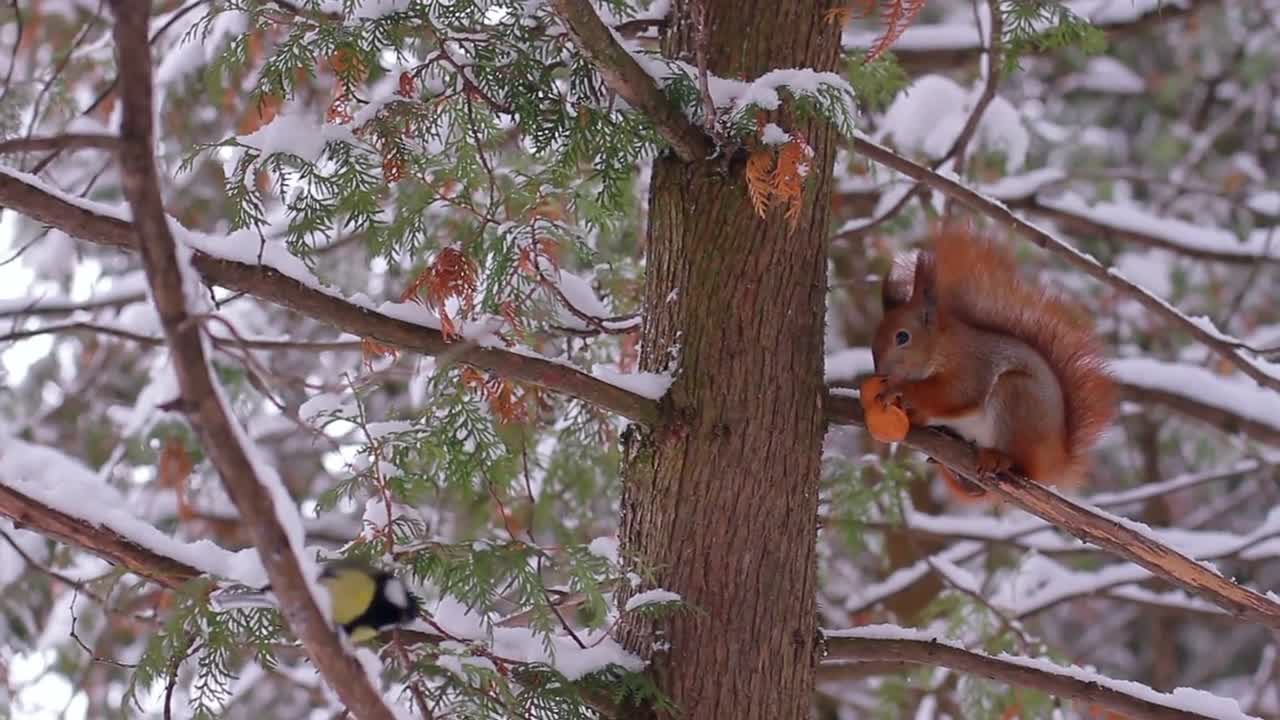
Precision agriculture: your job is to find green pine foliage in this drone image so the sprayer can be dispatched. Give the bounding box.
[1000,0,1108,71]
[146,5,859,713]
[1,0,1218,717]
[846,52,910,113]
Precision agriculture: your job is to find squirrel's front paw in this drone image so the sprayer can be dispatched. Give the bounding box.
[859,376,910,443]
[874,377,904,407]
[975,448,1013,477]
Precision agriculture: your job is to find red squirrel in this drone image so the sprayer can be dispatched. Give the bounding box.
[870,225,1117,495]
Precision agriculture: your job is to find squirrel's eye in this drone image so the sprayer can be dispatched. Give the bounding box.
[894,330,910,346]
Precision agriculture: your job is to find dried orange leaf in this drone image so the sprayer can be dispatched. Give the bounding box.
[397,71,415,98]
[157,438,193,489]
[866,0,928,63]
[771,134,812,234]
[360,337,399,370]
[745,148,774,219]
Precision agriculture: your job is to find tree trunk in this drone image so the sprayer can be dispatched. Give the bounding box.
[618,2,841,718]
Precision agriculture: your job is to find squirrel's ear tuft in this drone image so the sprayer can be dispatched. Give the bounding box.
[882,251,918,311]
[911,250,938,309]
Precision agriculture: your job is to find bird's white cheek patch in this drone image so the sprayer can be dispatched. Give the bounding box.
[385,578,409,609]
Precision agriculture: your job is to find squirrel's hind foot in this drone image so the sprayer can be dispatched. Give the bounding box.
[975,448,1014,478]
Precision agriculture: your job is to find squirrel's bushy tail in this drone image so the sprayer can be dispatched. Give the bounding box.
[930,224,1117,486]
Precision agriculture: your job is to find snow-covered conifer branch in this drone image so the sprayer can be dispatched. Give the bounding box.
[106,4,398,719]
[0,170,664,424]
[549,0,713,163]
[0,467,204,589]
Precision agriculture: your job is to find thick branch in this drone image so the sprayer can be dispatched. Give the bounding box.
[0,483,201,589]
[107,5,396,719]
[826,394,1280,630]
[0,134,120,156]
[0,171,661,424]
[202,258,662,422]
[849,136,1280,394]
[549,0,712,163]
[823,634,1224,720]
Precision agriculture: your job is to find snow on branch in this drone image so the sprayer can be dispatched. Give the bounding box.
[1115,358,1280,446]
[548,0,712,163]
[107,5,397,719]
[845,458,1272,623]
[985,179,1280,265]
[822,625,1258,720]
[848,135,1280,394]
[826,393,1280,630]
[0,439,216,589]
[0,170,663,424]
[841,0,1219,74]
[866,479,1280,562]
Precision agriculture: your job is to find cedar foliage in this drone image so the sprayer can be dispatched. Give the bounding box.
[2,1,1272,719]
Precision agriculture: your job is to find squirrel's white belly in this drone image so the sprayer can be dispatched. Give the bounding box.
[935,407,1001,448]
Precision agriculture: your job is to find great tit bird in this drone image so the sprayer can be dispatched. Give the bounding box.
[318,559,420,642]
[213,559,420,643]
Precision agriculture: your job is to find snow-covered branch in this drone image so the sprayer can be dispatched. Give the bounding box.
[0,319,365,353]
[822,625,1257,720]
[827,393,1280,630]
[0,169,664,424]
[0,442,206,590]
[986,177,1280,265]
[549,0,712,163]
[843,166,1280,265]
[0,287,147,318]
[107,5,397,719]
[1118,360,1280,446]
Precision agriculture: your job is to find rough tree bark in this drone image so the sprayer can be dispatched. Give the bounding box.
[617,2,842,718]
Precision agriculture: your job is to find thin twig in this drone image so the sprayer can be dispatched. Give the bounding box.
[69,589,138,669]
[840,0,1003,235]
[0,0,22,107]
